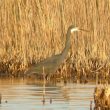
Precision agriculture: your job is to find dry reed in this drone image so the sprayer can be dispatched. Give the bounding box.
[0,0,110,81]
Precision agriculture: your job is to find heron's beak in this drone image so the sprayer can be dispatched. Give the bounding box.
[71,27,90,33]
[79,28,90,32]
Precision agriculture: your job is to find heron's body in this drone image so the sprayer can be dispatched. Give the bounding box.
[25,25,80,78]
[26,54,62,76]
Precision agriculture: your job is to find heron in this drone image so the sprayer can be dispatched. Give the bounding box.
[25,25,88,79]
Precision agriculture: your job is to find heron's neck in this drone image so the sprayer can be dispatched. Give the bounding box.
[61,30,71,58]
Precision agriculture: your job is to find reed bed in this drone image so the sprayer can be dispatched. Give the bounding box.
[94,86,110,109]
[0,0,110,81]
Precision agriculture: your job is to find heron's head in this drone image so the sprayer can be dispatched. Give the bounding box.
[68,25,79,33]
[68,25,89,33]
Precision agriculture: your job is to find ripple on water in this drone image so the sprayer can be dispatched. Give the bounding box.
[0,79,95,110]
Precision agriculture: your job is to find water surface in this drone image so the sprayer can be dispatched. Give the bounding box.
[0,79,95,110]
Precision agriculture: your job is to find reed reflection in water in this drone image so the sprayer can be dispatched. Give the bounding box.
[0,79,95,110]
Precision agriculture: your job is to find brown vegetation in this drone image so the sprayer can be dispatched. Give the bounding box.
[94,87,110,109]
[0,0,110,80]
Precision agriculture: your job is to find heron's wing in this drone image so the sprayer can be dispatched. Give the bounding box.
[25,54,62,75]
[35,54,62,66]
[25,61,58,75]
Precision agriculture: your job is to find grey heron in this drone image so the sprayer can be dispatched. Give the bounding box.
[25,25,87,79]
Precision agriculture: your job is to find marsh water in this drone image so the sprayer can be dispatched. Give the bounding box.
[0,79,95,110]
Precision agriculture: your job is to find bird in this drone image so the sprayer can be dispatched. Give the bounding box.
[24,25,88,79]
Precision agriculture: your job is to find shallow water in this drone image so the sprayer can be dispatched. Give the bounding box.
[0,79,95,110]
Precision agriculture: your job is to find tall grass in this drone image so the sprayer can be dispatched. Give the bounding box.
[0,0,110,80]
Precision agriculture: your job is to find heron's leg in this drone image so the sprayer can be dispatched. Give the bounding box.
[45,74,50,81]
[0,93,1,104]
[42,73,46,105]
